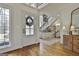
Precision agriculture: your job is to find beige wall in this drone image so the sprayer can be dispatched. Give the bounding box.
[0,3,79,53]
[0,3,39,53]
[40,3,79,44]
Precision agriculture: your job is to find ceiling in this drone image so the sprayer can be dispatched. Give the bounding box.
[39,3,79,15]
[23,3,79,16]
[25,3,48,9]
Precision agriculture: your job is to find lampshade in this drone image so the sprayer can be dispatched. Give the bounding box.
[70,25,75,31]
[63,26,66,30]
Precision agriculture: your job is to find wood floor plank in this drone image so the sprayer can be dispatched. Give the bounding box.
[4,42,79,56]
[40,43,79,56]
[5,44,39,56]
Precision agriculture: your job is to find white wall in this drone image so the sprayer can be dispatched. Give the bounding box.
[1,3,79,53]
[40,3,79,44]
[0,3,39,53]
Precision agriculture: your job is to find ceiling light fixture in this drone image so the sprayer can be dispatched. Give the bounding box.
[26,3,48,9]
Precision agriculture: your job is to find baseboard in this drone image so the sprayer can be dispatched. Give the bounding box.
[4,43,39,53]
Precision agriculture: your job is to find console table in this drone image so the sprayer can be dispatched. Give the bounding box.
[63,35,79,53]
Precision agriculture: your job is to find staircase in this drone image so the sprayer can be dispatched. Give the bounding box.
[40,17,57,31]
[40,16,59,32]
[40,16,60,39]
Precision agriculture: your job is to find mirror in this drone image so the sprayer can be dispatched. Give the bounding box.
[70,7,79,35]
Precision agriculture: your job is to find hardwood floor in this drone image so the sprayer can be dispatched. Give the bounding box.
[3,42,79,56]
[5,44,39,56]
[40,42,79,56]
